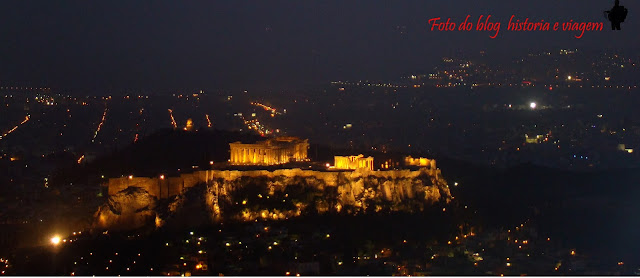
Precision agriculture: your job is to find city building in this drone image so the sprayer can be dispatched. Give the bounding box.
[525,134,544,144]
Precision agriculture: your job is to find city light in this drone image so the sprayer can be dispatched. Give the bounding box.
[184,118,193,131]
[206,114,212,128]
[251,102,281,115]
[168,109,177,129]
[92,107,108,143]
[50,236,61,246]
[0,115,30,141]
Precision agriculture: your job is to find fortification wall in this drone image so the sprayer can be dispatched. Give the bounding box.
[106,168,442,200]
[97,167,450,229]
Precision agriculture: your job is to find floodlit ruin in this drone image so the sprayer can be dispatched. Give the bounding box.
[333,154,374,171]
[97,167,451,230]
[229,136,309,165]
[95,137,451,230]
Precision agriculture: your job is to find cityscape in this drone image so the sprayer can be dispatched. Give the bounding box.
[1,0,640,276]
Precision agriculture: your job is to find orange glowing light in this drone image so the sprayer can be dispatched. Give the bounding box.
[92,108,108,143]
[206,114,212,128]
[168,109,177,129]
[1,115,30,140]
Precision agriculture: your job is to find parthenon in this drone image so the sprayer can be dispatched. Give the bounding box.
[229,137,309,165]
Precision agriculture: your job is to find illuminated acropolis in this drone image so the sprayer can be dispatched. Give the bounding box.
[229,136,309,165]
[334,155,374,171]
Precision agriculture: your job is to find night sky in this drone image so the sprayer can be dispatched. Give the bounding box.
[0,0,638,92]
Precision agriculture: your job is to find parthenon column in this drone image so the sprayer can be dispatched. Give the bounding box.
[251,148,257,164]
[232,148,237,163]
[261,149,266,164]
[242,148,247,164]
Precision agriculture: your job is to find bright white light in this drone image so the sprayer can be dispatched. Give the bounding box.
[51,236,61,245]
[530,102,537,109]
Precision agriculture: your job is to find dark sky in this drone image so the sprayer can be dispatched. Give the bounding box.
[0,0,638,92]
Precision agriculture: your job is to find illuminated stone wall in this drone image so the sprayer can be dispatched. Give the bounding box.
[334,155,374,171]
[98,167,451,229]
[105,167,445,201]
[404,156,436,169]
[108,176,184,200]
[229,137,309,165]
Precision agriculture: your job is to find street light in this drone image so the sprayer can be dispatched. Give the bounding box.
[50,236,61,246]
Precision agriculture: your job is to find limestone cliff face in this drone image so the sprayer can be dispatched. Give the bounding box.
[95,168,452,230]
[212,168,452,221]
[93,187,158,231]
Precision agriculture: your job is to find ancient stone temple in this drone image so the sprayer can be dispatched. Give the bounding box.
[334,154,374,171]
[229,137,309,165]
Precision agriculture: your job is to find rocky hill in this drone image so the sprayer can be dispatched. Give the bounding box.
[93,168,452,231]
